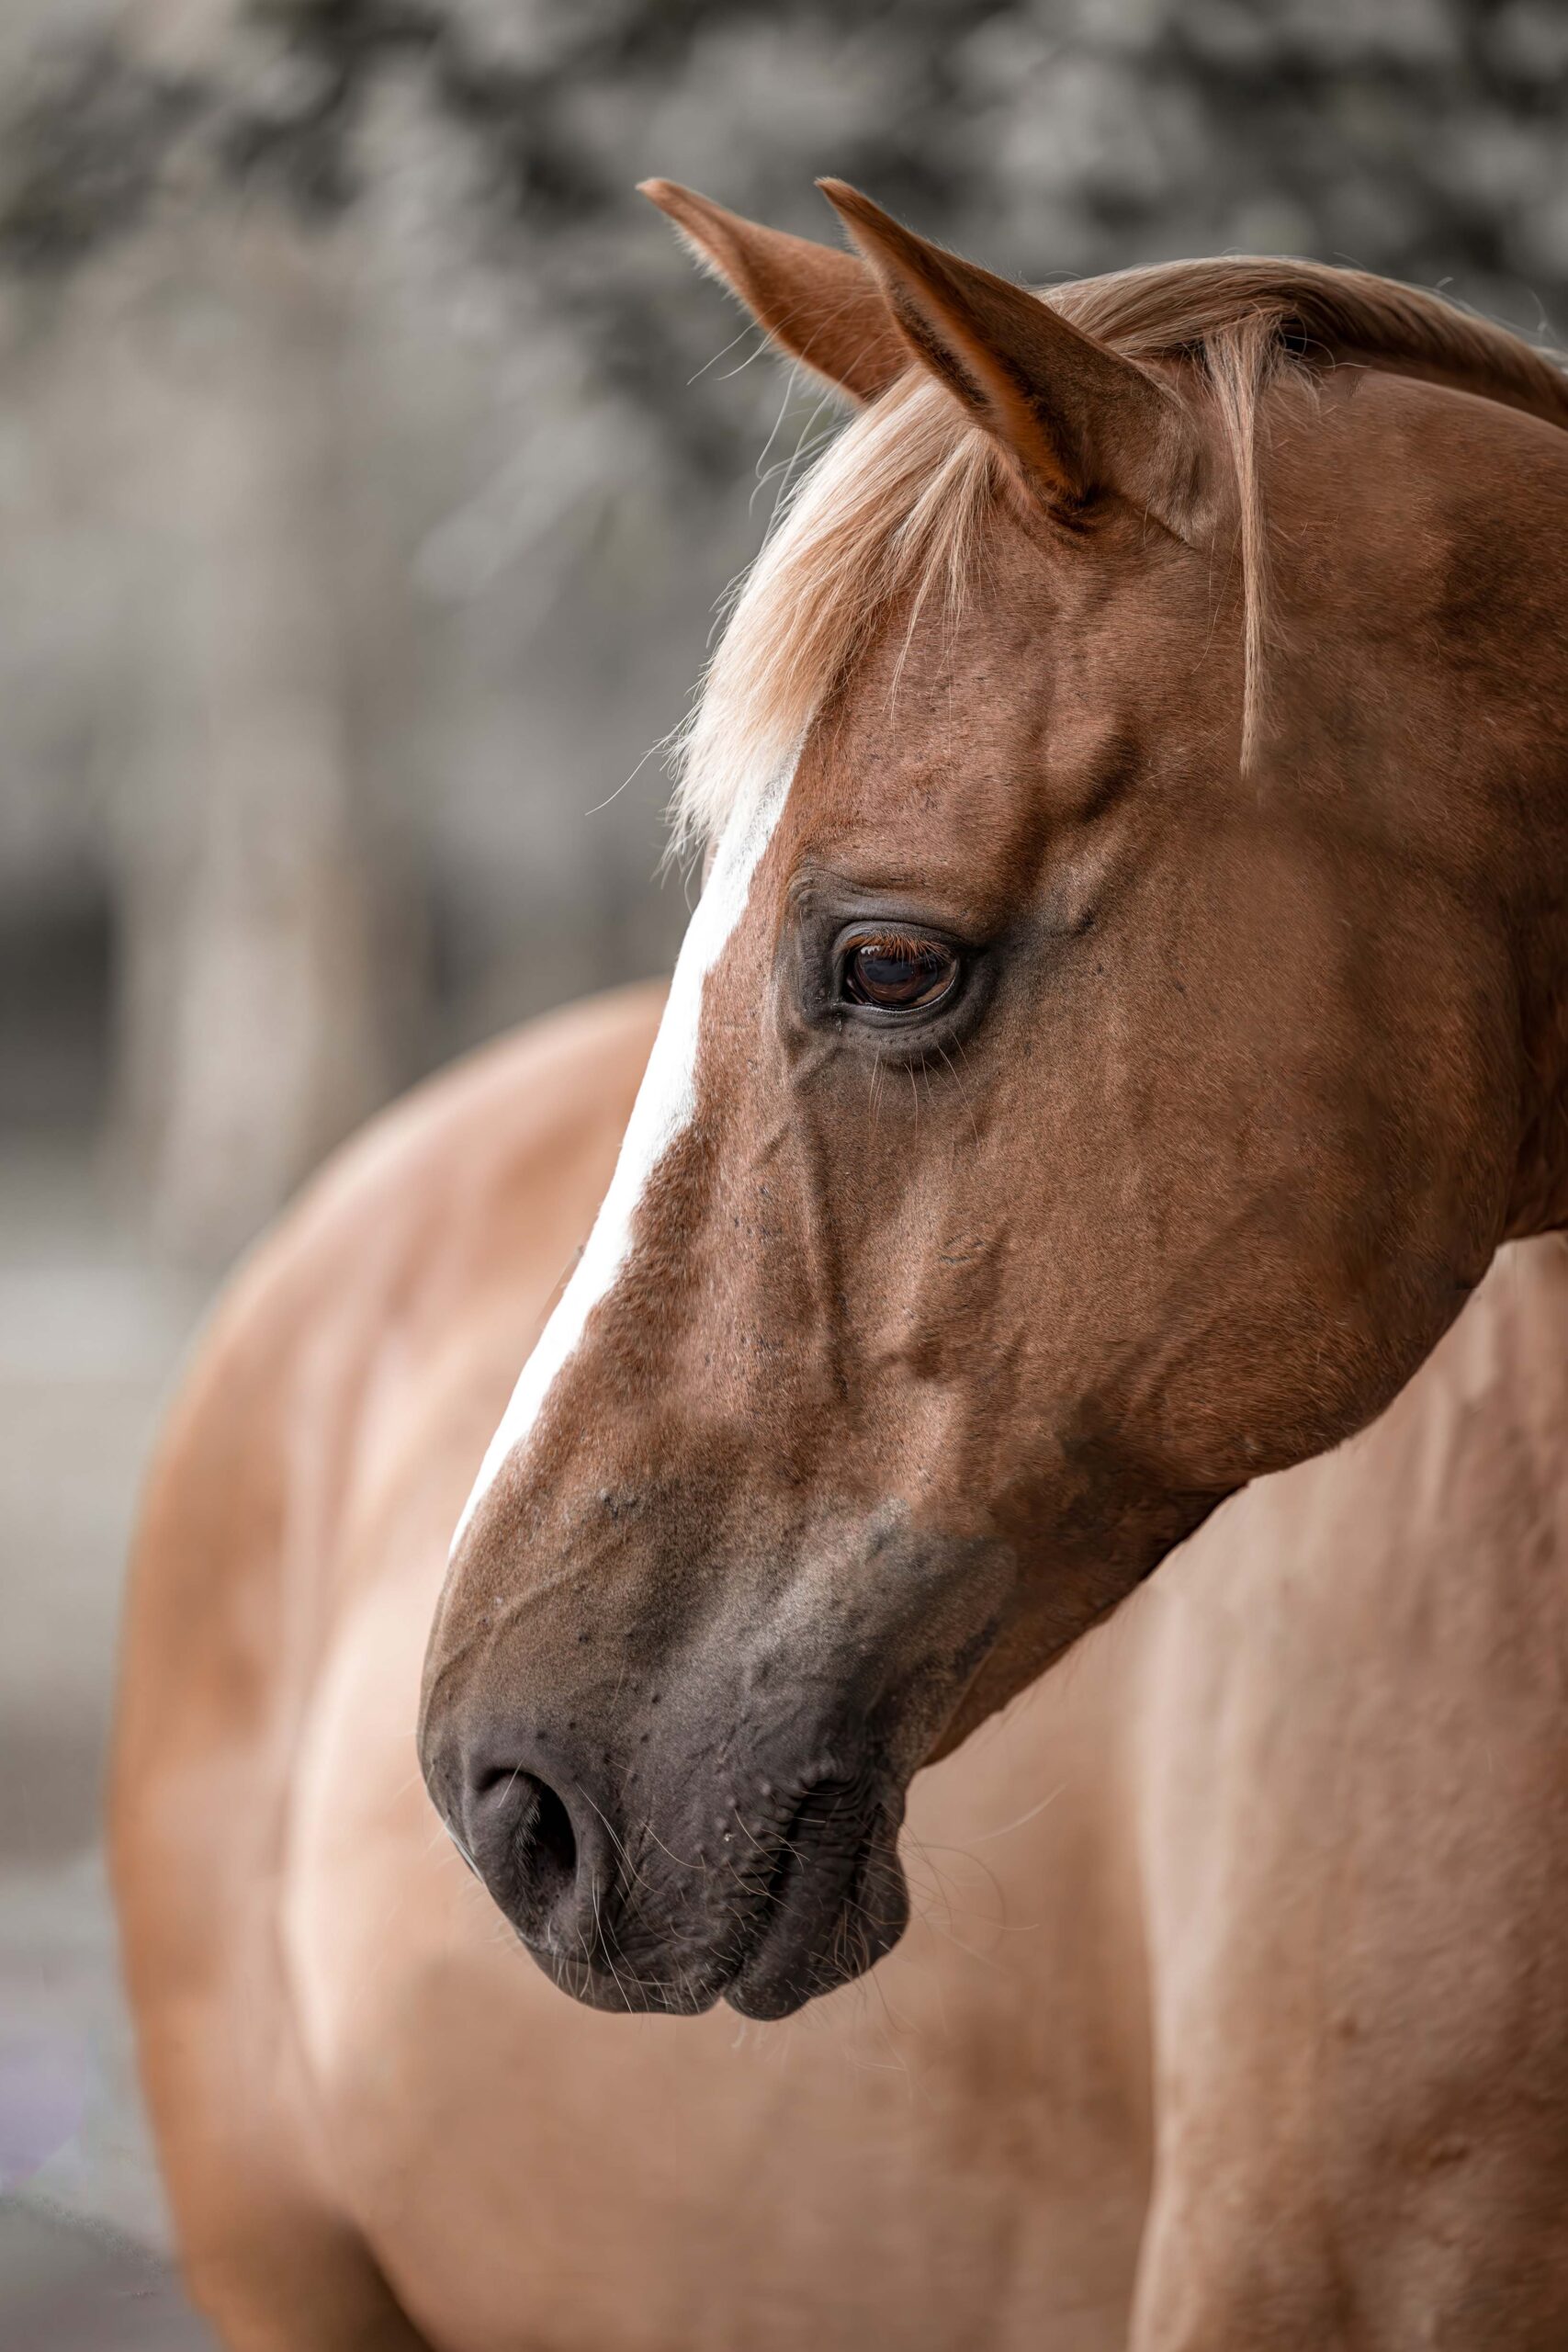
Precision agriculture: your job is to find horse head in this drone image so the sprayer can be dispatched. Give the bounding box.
[420,184,1568,2018]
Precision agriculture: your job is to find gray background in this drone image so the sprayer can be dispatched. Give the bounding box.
[2,1,1566,2341]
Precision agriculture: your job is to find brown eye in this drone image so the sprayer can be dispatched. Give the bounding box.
[842,933,960,1012]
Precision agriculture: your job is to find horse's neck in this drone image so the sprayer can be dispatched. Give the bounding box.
[1312,1232,1568,1579]
[1147,1234,1568,1677]
[1382,1235,1568,1519]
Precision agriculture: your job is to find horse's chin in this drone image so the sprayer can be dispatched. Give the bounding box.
[522,1941,734,2018]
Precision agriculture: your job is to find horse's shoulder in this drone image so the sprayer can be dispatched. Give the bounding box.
[263,978,665,1298]
[164,979,663,1439]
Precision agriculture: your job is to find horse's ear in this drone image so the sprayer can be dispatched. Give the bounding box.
[817,180,1201,530]
[638,180,908,407]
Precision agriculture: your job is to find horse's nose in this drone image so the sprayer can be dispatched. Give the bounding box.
[460,1744,609,1958]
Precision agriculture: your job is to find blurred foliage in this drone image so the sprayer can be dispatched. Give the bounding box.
[2,1,1565,1253]
[4,0,1566,484]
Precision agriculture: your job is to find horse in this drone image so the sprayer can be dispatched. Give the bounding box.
[112,180,1568,2349]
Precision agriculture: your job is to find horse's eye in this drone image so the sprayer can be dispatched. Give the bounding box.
[842,933,960,1012]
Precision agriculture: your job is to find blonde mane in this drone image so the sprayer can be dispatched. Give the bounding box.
[672,255,1568,843]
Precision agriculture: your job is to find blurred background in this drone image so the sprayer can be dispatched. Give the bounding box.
[2,0,1566,2340]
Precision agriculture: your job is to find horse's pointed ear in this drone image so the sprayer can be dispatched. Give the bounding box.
[638,179,908,407]
[817,180,1201,530]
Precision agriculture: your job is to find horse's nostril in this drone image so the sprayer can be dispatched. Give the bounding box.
[468,1764,585,1942]
[519,1777,578,1907]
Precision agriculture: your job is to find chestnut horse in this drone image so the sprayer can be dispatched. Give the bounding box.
[114,184,1568,2349]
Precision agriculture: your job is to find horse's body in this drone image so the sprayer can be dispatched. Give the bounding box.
[116,186,1568,2346]
[116,985,1568,2350]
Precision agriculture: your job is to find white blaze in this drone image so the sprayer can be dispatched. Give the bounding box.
[451,762,795,1551]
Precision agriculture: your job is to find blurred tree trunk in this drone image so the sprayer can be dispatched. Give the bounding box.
[98,213,397,1263]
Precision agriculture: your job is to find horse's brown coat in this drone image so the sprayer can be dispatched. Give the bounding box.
[114,191,1568,2347]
